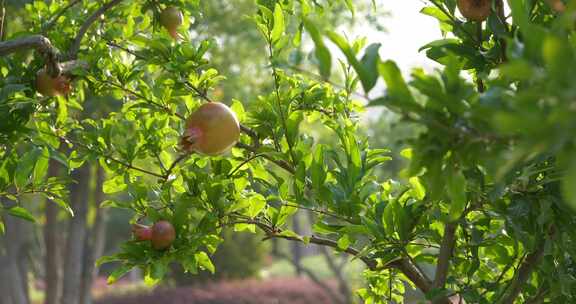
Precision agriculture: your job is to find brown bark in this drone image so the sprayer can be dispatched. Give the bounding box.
[61,165,90,304]
[433,223,457,290]
[44,160,62,304]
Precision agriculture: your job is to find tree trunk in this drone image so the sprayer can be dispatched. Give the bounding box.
[291,212,303,276]
[61,165,90,304]
[319,246,352,304]
[0,212,31,304]
[80,166,107,304]
[44,160,62,304]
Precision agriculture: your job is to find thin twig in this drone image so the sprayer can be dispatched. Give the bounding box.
[38,130,165,179]
[227,153,266,177]
[281,202,352,223]
[41,0,82,33]
[106,40,146,60]
[164,154,189,179]
[266,29,298,167]
[235,142,295,174]
[67,0,124,59]
[285,64,370,101]
[101,79,187,120]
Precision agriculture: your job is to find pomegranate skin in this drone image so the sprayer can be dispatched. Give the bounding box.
[181,102,241,156]
[160,7,183,39]
[457,0,492,22]
[151,220,176,250]
[36,69,71,97]
[132,224,152,241]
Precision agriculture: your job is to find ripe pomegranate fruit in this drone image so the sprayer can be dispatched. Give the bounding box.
[36,69,71,97]
[159,7,183,39]
[457,0,492,22]
[132,223,152,241]
[151,220,176,250]
[181,102,240,156]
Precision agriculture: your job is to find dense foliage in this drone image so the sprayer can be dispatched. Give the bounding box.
[2,0,576,303]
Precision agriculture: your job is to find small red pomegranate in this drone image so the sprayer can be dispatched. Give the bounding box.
[159,7,183,39]
[181,102,240,156]
[132,223,152,241]
[151,220,176,250]
[457,0,492,22]
[36,69,71,97]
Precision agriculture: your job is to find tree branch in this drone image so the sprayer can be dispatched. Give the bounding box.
[498,239,546,304]
[0,35,61,76]
[0,0,5,41]
[235,142,295,174]
[41,0,82,34]
[396,258,434,294]
[232,217,452,304]
[433,222,457,290]
[526,286,548,304]
[67,0,124,59]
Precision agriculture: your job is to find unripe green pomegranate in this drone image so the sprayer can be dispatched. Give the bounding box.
[151,220,176,250]
[159,7,183,39]
[36,69,71,97]
[457,0,491,22]
[181,102,240,156]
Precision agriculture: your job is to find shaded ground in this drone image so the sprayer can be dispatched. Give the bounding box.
[95,278,335,304]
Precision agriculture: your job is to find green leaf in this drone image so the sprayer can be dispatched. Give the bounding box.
[286,111,303,148]
[278,229,303,240]
[310,145,327,191]
[247,194,267,218]
[271,3,285,43]
[409,177,426,200]
[107,264,133,284]
[146,261,167,285]
[327,32,379,93]
[96,255,121,267]
[7,206,36,223]
[376,60,419,112]
[56,96,67,125]
[0,220,4,235]
[447,168,467,221]
[15,149,41,189]
[303,18,332,78]
[33,147,50,185]
[50,197,74,216]
[195,251,215,273]
[103,175,127,194]
[337,234,351,250]
[230,99,246,122]
[343,0,355,16]
[359,43,381,93]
